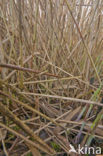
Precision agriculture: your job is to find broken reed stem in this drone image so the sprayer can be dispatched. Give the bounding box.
[0,63,61,78]
[19,92,103,107]
[0,122,54,155]
[0,101,55,155]
[0,90,65,130]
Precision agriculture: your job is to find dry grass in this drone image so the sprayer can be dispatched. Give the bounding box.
[0,0,103,155]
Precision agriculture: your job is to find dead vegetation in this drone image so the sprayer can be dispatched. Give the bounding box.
[0,0,103,155]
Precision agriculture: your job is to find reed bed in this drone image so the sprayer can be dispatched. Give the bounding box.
[0,0,103,155]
